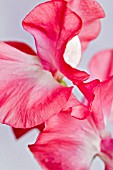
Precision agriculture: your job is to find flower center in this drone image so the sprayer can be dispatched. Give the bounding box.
[54,71,64,81]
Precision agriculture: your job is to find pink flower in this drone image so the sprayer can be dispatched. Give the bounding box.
[29,77,113,170]
[58,0,105,51]
[0,0,89,128]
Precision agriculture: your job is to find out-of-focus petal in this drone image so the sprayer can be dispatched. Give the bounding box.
[29,110,100,170]
[79,20,101,51]
[89,49,113,81]
[23,0,89,83]
[5,41,37,56]
[65,0,105,51]
[100,138,113,170]
[12,123,45,139]
[0,42,72,128]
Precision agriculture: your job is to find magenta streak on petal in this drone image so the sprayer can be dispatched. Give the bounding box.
[0,42,72,128]
[23,0,89,83]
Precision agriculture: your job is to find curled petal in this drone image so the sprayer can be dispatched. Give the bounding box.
[78,79,100,102]
[29,111,100,170]
[89,49,113,81]
[68,0,105,50]
[78,77,113,131]
[66,0,105,51]
[5,41,36,55]
[63,94,89,119]
[0,42,72,128]
[12,123,45,139]
[23,0,89,83]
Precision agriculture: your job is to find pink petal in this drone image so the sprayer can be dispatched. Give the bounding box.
[12,123,45,139]
[78,79,100,102]
[5,41,36,55]
[100,138,113,170]
[29,110,100,170]
[89,49,113,81]
[77,77,113,131]
[90,77,113,131]
[66,0,105,51]
[63,94,89,119]
[23,0,89,83]
[0,42,72,128]
[78,77,113,131]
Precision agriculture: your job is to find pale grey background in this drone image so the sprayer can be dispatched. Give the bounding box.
[0,0,113,170]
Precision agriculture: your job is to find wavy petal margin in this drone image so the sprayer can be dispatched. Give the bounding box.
[65,0,105,51]
[29,110,100,170]
[23,0,89,83]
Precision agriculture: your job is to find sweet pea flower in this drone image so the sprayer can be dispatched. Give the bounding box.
[0,0,89,129]
[12,0,105,137]
[56,0,105,51]
[29,77,113,170]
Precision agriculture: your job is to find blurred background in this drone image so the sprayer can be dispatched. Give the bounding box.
[0,0,113,169]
